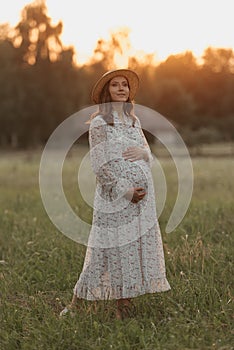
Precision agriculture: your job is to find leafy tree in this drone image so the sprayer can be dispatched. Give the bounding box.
[1,2,234,147]
[90,28,132,71]
[0,33,21,146]
[156,51,198,92]
[194,47,234,127]
[202,47,234,73]
[0,1,79,147]
[12,0,64,65]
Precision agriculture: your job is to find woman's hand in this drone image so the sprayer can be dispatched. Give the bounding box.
[124,187,146,203]
[122,146,148,162]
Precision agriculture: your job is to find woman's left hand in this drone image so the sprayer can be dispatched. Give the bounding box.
[122,146,148,162]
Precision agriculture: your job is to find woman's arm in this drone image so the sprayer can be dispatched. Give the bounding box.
[90,117,133,201]
[89,116,117,187]
[137,118,154,166]
[122,116,154,167]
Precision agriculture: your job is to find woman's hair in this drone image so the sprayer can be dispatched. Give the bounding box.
[87,78,137,126]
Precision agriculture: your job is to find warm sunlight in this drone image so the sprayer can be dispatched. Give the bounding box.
[1,0,234,65]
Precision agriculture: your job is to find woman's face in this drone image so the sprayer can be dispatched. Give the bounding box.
[108,76,130,102]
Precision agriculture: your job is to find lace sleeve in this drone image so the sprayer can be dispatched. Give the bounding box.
[135,116,154,167]
[89,116,117,188]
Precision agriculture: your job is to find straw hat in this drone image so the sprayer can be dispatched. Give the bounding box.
[91,69,139,104]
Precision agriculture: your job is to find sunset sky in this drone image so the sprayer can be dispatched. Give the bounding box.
[1,0,233,64]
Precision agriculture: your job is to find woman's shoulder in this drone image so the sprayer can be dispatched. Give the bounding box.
[132,114,141,128]
[89,114,106,128]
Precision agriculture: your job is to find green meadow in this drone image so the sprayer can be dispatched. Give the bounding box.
[0,146,233,350]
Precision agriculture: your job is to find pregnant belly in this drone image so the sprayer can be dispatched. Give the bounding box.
[113,158,149,191]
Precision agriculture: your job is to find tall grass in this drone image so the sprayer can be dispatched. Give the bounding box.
[0,148,233,350]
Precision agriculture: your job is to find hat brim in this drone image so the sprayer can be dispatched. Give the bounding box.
[91,69,139,104]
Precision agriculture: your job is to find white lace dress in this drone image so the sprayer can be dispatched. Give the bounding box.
[73,111,171,300]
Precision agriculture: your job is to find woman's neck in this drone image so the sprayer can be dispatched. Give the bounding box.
[111,102,124,114]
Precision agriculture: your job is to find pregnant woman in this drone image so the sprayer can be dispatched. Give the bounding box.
[60,69,171,319]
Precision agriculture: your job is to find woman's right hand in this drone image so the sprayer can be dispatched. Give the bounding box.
[124,187,146,203]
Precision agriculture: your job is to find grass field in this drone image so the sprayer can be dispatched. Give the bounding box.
[0,146,233,350]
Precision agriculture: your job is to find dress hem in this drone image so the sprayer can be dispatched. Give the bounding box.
[73,277,171,301]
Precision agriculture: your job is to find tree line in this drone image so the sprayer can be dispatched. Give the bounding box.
[0,1,234,148]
